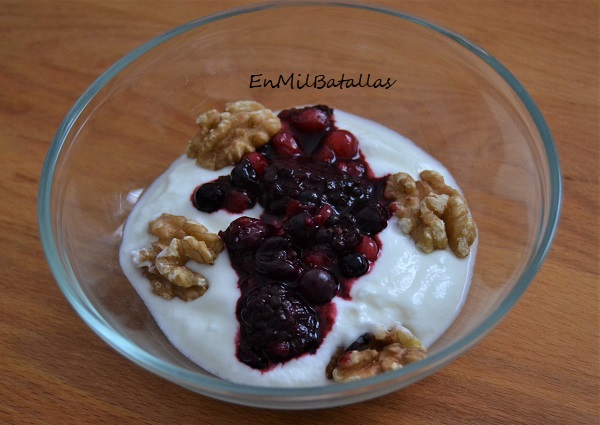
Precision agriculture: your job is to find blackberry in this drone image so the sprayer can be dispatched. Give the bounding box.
[254,236,302,280]
[315,215,361,254]
[238,283,319,366]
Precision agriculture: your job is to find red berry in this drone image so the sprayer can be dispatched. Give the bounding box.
[313,204,334,226]
[338,351,355,366]
[312,145,336,163]
[285,200,305,216]
[219,217,276,251]
[337,160,365,177]
[355,235,379,262]
[244,152,269,176]
[290,107,330,133]
[223,188,255,213]
[324,129,358,160]
[272,130,302,157]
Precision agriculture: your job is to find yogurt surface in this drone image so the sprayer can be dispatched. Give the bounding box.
[119,109,477,387]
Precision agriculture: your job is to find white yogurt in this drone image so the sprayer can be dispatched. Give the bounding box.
[119,110,477,387]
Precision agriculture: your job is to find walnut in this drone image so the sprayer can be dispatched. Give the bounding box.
[186,100,281,170]
[132,213,224,301]
[329,327,428,382]
[385,170,477,258]
[443,195,477,258]
[148,213,223,262]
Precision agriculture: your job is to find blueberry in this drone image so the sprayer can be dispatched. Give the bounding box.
[283,211,315,247]
[339,252,369,278]
[230,158,259,189]
[192,182,225,212]
[355,203,390,235]
[296,268,339,305]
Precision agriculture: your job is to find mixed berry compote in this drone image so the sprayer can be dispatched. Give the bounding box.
[191,106,392,370]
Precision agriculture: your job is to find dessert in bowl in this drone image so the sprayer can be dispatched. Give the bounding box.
[38,1,561,409]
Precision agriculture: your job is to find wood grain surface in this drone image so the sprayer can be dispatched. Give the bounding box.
[1,1,598,424]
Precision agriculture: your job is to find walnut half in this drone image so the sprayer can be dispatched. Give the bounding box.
[132,213,224,301]
[328,327,428,382]
[186,100,281,170]
[385,170,477,258]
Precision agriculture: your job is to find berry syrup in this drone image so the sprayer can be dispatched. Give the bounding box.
[192,105,391,370]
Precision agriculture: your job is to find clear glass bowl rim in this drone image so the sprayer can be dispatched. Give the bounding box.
[38,0,562,401]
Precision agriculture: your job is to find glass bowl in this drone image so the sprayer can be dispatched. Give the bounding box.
[38,1,561,409]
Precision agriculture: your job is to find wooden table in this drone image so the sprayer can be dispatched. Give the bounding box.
[1,1,597,423]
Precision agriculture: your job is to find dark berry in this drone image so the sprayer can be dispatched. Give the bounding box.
[238,275,261,294]
[238,283,319,365]
[331,227,362,253]
[345,333,376,352]
[272,130,302,157]
[237,342,268,369]
[219,217,276,251]
[254,236,302,280]
[339,252,369,278]
[323,129,358,159]
[192,182,225,212]
[337,214,357,228]
[283,211,315,247]
[223,188,256,213]
[230,158,259,189]
[298,190,320,205]
[316,215,361,253]
[355,204,390,235]
[296,268,339,305]
[289,106,331,133]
